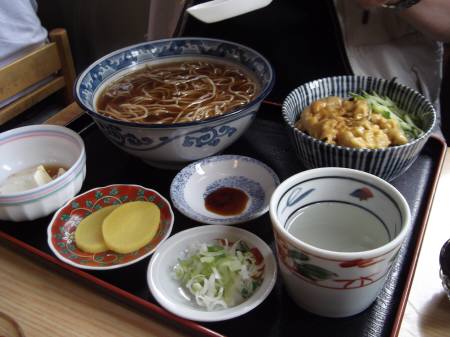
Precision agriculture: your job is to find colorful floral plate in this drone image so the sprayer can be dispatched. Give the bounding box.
[47,184,174,270]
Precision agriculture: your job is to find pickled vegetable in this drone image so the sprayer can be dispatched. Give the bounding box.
[74,205,119,253]
[102,201,160,254]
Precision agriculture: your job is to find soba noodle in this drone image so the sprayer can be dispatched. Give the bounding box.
[96,60,260,124]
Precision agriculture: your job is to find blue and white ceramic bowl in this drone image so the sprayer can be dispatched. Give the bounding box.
[75,37,274,169]
[282,76,436,181]
[170,155,279,225]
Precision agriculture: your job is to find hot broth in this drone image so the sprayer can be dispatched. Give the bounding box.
[96,59,260,124]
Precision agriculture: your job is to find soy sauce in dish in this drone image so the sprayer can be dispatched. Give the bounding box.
[205,187,249,216]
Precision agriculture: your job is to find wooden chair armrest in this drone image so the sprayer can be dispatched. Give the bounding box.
[44,102,84,126]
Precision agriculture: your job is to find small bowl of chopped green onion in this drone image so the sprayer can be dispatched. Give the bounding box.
[147,225,277,321]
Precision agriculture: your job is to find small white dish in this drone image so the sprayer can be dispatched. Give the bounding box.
[187,0,272,23]
[170,155,279,225]
[147,225,277,322]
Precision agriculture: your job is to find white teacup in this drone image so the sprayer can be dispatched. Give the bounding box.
[187,0,273,23]
[269,167,411,317]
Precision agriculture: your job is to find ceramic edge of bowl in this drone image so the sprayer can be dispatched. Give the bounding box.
[46,184,174,270]
[74,37,275,130]
[269,167,412,260]
[0,167,85,222]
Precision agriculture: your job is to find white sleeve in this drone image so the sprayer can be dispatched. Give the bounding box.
[0,0,48,68]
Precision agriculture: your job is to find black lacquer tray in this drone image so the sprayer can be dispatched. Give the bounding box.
[0,103,446,337]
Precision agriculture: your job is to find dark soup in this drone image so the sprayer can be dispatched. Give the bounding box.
[96,58,260,125]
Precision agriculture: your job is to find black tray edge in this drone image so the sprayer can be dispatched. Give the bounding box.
[0,113,446,337]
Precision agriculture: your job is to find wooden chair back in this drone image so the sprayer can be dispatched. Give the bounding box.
[0,28,76,125]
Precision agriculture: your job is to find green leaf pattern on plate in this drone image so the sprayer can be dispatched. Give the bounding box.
[61,214,70,222]
[109,188,119,196]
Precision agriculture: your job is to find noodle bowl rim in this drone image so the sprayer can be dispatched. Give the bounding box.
[75,37,275,129]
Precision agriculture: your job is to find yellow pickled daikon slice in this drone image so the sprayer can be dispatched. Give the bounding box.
[102,201,160,254]
[75,205,119,253]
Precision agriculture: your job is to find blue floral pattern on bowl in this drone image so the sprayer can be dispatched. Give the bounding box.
[74,38,274,168]
[97,121,240,151]
[76,38,273,121]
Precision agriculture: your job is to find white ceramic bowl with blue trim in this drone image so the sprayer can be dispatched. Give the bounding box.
[170,155,280,225]
[75,37,274,169]
[282,76,436,181]
[0,125,86,222]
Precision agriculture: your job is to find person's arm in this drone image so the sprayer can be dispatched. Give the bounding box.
[356,0,450,42]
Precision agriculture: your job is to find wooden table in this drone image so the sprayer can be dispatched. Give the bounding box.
[1,108,449,336]
[398,148,450,337]
[1,107,186,337]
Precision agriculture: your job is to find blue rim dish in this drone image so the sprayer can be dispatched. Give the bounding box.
[170,155,280,225]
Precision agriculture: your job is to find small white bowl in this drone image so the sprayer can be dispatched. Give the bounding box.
[0,125,86,222]
[170,155,279,225]
[147,225,277,322]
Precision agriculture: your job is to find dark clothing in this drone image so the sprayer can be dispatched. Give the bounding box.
[182,1,351,103]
